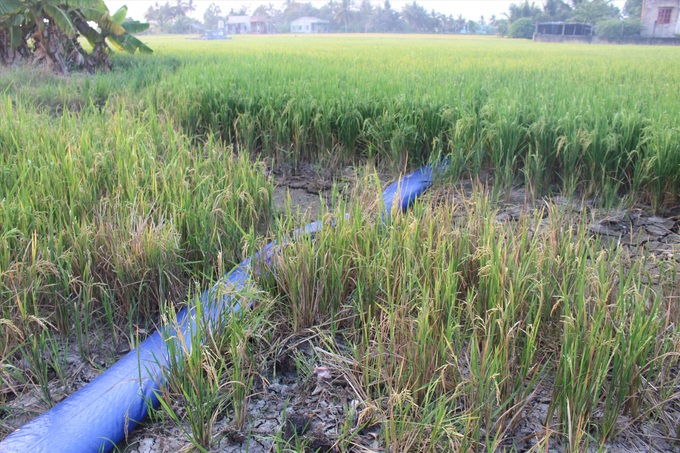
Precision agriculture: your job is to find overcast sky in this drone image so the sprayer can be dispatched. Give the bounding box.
[107,0,627,22]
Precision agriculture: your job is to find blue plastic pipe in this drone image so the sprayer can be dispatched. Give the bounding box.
[0,160,446,453]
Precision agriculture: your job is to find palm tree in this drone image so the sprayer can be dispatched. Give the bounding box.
[401,1,432,33]
[359,0,373,32]
[455,14,465,33]
[174,0,195,16]
[505,1,542,23]
[333,0,353,33]
[543,0,572,20]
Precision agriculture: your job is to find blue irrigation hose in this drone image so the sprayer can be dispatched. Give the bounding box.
[0,160,447,453]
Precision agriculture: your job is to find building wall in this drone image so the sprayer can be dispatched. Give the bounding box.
[534,34,594,43]
[226,17,252,34]
[291,19,313,33]
[290,18,327,33]
[225,17,273,34]
[290,21,307,33]
[641,0,680,37]
[534,34,680,45]
[248,21,272,34]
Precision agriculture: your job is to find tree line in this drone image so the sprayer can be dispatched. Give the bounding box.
[149,0,495,34]
[146,0,644,38]
[501,0,644,39]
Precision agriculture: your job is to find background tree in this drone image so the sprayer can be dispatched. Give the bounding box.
[145,0,200,33]
[506,1,543,23]
[357,0,374,32]
[252,3,277,17]
[431,10,446,33]
[228,5,250,16]
[401,1,432,33]
[494,18,510,36]
[594,0,641,38]
[596,16,641,38]
[329,0,355,33]
[203,3,222,29]
[509,16,536,38]
[168,15,201,33]
[568,0,620,23]
[541,0,572,20]
[145,2,178,32]
[623,0,643,18]
[373,0,402,33]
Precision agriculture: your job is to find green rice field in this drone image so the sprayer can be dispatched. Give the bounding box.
[1,35,678,452]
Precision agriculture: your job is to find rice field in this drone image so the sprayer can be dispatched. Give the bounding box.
[148,35,680,209]
[0,35,679,452]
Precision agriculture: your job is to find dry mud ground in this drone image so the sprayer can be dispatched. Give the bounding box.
[2,168,679,452]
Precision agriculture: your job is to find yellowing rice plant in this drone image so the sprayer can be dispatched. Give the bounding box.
[0,35,678,452]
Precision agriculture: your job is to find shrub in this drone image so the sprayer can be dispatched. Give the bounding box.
[596,18,642,39]
[495,19,510,36]
[510,18,535,39]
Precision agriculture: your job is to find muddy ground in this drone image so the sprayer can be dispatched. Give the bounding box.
[2,166,679,452]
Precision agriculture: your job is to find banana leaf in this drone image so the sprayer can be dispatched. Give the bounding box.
[9,25,25,49]
[109,32,152,54]
[44,4,75,35]
[0,0,23,16]
[111,5,127,24]
[121,19,149,34]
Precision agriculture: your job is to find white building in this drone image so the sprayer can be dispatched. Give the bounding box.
[641,0,680,37]
[225,16,273,34]
[290,17,330,34]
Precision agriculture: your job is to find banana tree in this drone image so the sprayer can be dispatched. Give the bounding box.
[0,0,151,73]
[6,0,94,73]
[70,3,151,71]
[0,0,31,66]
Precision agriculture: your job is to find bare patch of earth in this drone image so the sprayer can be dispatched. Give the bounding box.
[269,163,336,221]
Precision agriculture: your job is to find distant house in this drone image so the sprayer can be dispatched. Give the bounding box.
[225,16,273,34]
[290,17,330,34]
[641,0,680,37]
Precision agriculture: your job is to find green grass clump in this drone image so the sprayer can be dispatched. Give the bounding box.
[156,284,270,451]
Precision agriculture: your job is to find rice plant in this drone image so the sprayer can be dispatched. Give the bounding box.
[133,35,680,209]
[257,174,678,451]
[1,35,679,451]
